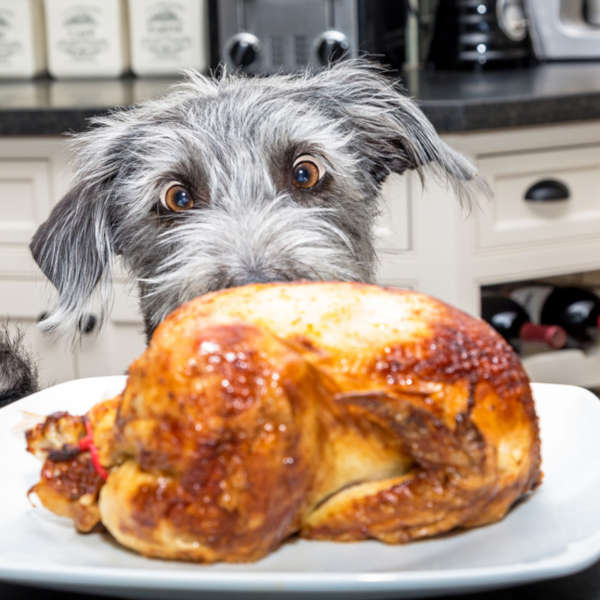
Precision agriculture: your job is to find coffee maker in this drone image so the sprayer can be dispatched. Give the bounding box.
[427,0,533,70]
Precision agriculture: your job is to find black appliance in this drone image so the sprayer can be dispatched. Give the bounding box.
[428,0,533,69]
[209,0,407,74]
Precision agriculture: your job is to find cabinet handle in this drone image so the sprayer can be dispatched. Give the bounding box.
[78,314,97,335]
[524,179,570,203]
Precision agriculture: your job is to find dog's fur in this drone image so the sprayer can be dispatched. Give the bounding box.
[2,60,486,404]
[0,325,38,407]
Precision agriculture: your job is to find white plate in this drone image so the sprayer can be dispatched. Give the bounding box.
[1,378,600,599]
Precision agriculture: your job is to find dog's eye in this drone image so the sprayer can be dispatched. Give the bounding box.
[292,155,324,190]
[160,182,194,212]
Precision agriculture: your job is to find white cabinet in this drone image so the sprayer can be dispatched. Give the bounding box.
[374,173,411,254]
[76,281,146,379]
[374,121,600,313]
[0,159,52,244]
[375,173,417,291]
[0,138,145,387]
[2,122,600,387]
[0,141,79,386]
[476,145,600,249]
[1,279,77,385]
[1,277,146,387]
[417,122,600,387]
[0,158,53,276]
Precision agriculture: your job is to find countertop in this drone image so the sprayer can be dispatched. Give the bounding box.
[0,62,600,135]
[406,62,600,132]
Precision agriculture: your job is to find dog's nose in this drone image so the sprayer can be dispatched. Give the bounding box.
[232,270,288,287]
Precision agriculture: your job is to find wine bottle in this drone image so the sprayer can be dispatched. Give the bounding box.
[511,285,600,344]
[481,295,567,351]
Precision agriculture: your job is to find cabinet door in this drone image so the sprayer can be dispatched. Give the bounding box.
[476,145,600,249]
[374,173,411,253]
[0,158,53,277]
[76,282,146,379]
[1,279,77,387]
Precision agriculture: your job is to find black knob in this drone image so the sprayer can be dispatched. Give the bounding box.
[78,313,97,335]
[524,179,570,203]
[228,33,260,68]
[317,31,349,65]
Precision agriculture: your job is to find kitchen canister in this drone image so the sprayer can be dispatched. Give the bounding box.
[128,0,208,76]
[44,0,129,78]
[0,0,46,78]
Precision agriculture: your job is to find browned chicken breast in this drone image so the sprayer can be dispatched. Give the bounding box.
[26,282,542,563]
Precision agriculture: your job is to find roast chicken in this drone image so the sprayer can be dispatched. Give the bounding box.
[26,282,542,563]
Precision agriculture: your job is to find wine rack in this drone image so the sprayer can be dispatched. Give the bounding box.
[482,270,600,389]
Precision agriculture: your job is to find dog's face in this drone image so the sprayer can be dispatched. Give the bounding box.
[31,61,484,338]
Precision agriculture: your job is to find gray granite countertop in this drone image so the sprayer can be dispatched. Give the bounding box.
[407,62,600,132]
[0,63,600,135]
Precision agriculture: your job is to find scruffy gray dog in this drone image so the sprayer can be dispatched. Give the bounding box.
[2,60,484,403]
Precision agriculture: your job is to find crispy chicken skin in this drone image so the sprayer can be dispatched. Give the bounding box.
[26,282,542,562]
[26,398,118,532]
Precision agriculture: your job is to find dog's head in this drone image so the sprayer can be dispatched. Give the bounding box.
[31,61,485,338]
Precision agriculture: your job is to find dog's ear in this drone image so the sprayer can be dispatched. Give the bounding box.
[313,61,490,206]
[29,115,134,335]
[30,178,114,335]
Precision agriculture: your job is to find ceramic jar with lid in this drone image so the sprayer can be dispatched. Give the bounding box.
[128,0,208,76]
[0,0,46,78]
[45,0,129,78]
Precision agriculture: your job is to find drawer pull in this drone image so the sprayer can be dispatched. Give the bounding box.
[524,179,570,203]
[78,314,97,335]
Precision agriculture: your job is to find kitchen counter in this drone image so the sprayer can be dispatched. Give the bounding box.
[0,62,600,135]
[407,62,600,132]
[0,77,179,136]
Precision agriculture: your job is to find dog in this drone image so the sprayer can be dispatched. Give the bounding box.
[1,60,485,403]
[0,325,38,407]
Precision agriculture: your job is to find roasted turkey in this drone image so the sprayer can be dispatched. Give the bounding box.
[27,282,542,563]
